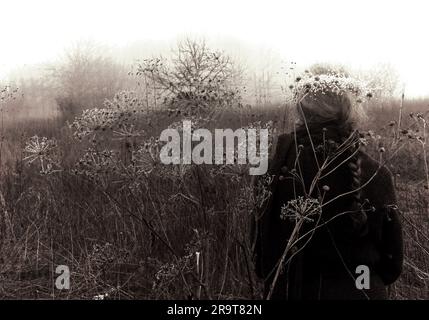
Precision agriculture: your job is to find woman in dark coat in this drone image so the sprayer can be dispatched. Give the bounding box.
[252,74,403,300]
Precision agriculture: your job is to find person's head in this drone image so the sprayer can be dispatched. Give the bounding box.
[296,89,354,129]
[293,66,369,228]
[293,65,367,132]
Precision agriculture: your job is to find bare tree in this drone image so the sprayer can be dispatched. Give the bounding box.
[134,38,242,117]
[52,41,128,121]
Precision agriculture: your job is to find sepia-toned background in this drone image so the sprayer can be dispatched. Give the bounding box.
[0,0,427,299]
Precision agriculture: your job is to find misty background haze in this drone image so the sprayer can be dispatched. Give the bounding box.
[1,0,429,113]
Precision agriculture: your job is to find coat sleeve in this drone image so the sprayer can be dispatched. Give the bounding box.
[251,133,293,279]
[375,166,404,285]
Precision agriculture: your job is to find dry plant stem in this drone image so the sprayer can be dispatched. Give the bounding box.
[282,103,289,134]
[0,106,4,175]
[266,219,304,300]
[321,144,405,209]
[400,212,429,244]
[297,99,320,170]
[397,90,405,140]
[128,185,212,298]
[402,227,429,256]
[420,120,429,212]
[197,253,203,300]
[235,237,256,299]
[217,246,229,299]
[285,208,373,267]
[99,186,198,297]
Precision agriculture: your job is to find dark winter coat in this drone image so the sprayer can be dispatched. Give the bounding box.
[252,128,403,300]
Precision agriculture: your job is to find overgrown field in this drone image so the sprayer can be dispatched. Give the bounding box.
[0,41,428,300]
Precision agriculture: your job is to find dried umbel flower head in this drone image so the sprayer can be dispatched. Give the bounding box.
[280,196,322,223]
[23,135,60,174]
[70,91,144,140]
[70,108,116,139]
[131,137,162,174]
[113,124,144,140]
[73,148,118,187]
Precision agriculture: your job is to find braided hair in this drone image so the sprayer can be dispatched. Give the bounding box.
[342,132,368,236]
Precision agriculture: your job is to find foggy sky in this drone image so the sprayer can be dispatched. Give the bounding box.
[1,0,428,97]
